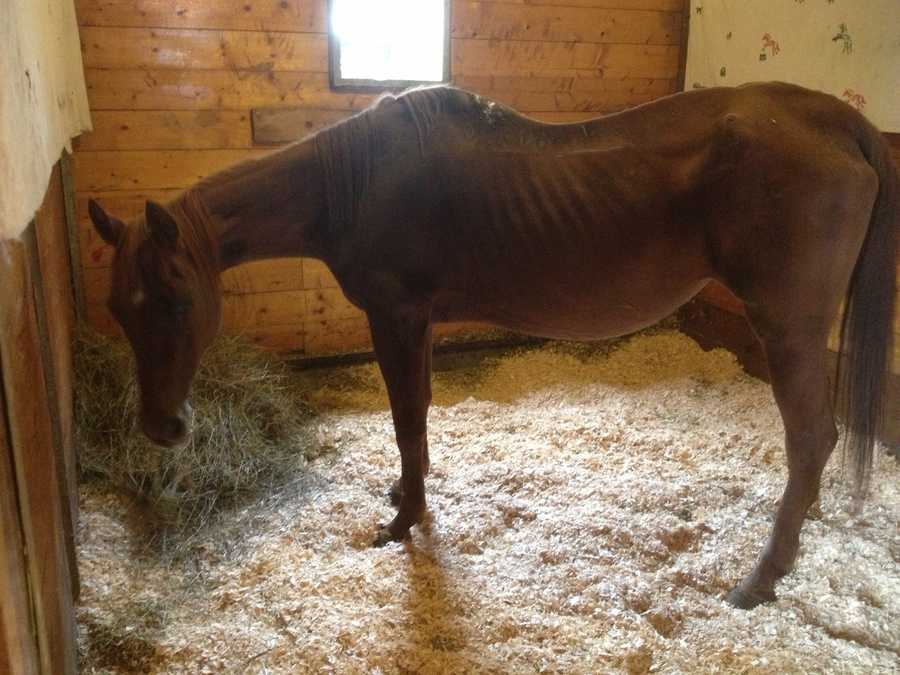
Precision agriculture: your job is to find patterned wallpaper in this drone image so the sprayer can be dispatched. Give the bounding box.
[684,0,900,132]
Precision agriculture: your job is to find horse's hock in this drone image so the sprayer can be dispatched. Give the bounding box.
[3,1,900,673]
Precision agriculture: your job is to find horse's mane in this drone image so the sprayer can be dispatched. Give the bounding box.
[313,86,464,236]
[314,106,377,238]
[399,86,457,156]
[167,189,222,302]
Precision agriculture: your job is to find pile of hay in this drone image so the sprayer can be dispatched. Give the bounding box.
[73,327,322,546]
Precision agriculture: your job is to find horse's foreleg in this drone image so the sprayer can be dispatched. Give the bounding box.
[727,324,837,608]
[368,310,433,546]
[387,341,432,507]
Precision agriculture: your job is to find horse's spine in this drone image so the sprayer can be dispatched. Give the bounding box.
[837,120,899,495]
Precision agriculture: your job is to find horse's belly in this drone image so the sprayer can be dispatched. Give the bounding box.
[436,277,708,340]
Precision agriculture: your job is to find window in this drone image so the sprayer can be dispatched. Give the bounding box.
[329,0,450,90]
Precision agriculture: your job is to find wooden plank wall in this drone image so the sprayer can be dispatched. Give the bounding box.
[0,165,79,673]
[73,0,686,354]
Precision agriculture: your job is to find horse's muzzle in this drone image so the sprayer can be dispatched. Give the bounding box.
[140,401,193,448]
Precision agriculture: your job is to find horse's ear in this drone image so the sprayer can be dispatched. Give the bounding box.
[145,200,179,251]
[88,199,124,246]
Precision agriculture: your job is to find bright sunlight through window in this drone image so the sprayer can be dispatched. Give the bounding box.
[330,0,449,87]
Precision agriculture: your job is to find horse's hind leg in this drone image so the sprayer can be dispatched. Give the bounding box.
[367,309,433,546]
[727,311,838,608]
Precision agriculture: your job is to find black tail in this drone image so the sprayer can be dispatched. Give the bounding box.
[837,123,898,496]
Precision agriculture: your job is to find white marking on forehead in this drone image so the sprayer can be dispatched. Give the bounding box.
[130,288,146,307]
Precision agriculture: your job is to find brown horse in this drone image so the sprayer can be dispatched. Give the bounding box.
[89,82,897,609]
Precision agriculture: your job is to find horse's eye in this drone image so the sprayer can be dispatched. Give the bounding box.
[158,296,191,317]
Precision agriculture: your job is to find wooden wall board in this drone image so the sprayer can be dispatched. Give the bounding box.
[0,385,40,675]
[74,1,682,32]
[453,73,675,95]
[84,68,375,111]
[233,325,309,352]
[34,167,76,455]
[80,26,329,72]
[475,0,682,8]
[75,110,254,151]
[301,257,338,290]
[74,0,328,32]
[303,316,372,355]
[32,166,80,595]
[252,107,353,145]
[73,148,269,192]
[0,234,77,675]
[452,39,681,78]
[450,2,682,45]
[81,28,681,81]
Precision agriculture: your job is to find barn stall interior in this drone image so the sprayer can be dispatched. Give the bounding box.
[1,0,898,673]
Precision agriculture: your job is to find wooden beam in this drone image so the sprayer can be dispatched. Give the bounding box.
[74,110,254,151]
[79,26,329,72]
[84,68,375,111]
[0,233,77,675]
[0,375,40,675]
[451,2,682,45]
[453,40,681,79]
[74,0,328,32]
[30,172,80,599]
[252,107,353,145]
[72,148,269,192]
[674,0,690,92]
[473,0,683,9]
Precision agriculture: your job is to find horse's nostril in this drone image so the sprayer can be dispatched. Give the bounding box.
[164,416,186,439]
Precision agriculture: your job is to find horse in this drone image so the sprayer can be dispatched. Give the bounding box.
[88,82,897,609]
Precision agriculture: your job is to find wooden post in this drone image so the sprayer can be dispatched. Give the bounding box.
[0,386,40,675]
[0,231,78,675]
[31,165,80,598]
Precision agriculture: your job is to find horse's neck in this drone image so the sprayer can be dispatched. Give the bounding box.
[195,138,327,271]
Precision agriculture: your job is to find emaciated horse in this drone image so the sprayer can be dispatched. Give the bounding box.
[89,82,897,609]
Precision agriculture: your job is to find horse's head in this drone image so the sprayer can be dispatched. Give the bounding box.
[88,198,221,447]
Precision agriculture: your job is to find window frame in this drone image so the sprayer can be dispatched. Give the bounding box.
[327,0,452,92]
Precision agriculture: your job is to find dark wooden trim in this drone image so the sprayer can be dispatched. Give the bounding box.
[0,233,78,675]
[252,107,354,145]
[675,0,691,92]
[0,356,40,675]
[24,224,80,600]
[60,152,86,321]
[288,333,542,371]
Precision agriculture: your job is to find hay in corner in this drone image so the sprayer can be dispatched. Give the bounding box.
[73,327,323,550]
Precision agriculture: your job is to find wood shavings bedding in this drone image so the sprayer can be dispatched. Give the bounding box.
[76,330,900,674]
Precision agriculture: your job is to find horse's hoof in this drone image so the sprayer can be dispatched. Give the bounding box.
[386,479,403,507]
[725,584,776,609]
[372,524,410,548]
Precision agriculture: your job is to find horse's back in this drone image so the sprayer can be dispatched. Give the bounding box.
[336,83,879,337]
